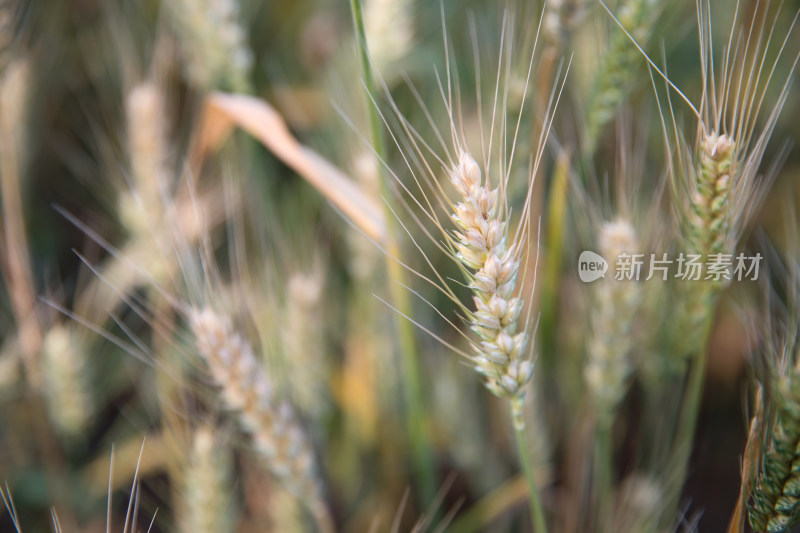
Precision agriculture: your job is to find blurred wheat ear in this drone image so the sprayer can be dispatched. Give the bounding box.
[189,306,334,533]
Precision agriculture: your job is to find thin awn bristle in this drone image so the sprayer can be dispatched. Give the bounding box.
[188,307,333,532]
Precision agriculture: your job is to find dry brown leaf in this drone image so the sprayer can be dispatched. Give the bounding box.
[196,92,386,243]
[727,388,763,533]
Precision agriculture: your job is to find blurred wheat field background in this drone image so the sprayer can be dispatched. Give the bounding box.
[2,0,800,531]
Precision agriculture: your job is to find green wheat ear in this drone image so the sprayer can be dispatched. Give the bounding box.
[749,374,800,532]
[677,132,735,359]
[686,133,734,263]
[585,0,659,155]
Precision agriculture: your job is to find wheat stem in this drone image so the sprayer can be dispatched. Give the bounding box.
[539,151,570,379]
[667,309,715,518]
[349,0,435,505]
[447,476,528,533]
[593,422,613,531]
[514,409,548,533]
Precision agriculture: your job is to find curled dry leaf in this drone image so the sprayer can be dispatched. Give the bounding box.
[195,92,387,243]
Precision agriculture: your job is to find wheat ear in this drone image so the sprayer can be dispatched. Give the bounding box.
[42,325,93,437]
[686,133,734,260]
[120,82,169,235]
[165,0,252,92]
[449,151,533,430]
[585,218,641,426]
[674,132,735,361]
[180,426,235,533]
[189,307,333,533]
[585,0,659,154]
[283,272,328,419]
[748,374,800,532]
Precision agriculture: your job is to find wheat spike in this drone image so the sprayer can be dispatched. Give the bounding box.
[189,307,333,533]
[180,426,235,533]
[363,0,413,73]
[584,218,641,426]
[121,82,169,235]
[685,132,734,262]
[586,0,659,153]
[749,374,800,532]
[283,272,328,419]
[165,0,253,92]
[449,151,533,430]
[42,325,93,437]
